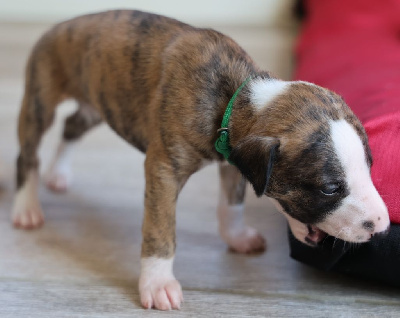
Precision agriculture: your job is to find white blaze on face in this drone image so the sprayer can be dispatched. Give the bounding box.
[316,119,390,242]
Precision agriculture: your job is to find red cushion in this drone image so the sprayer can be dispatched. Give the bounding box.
[295,0,400,223]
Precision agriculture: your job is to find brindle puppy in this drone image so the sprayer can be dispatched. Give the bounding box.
[12,10,389,310]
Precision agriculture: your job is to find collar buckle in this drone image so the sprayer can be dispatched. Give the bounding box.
[217,127,229,134]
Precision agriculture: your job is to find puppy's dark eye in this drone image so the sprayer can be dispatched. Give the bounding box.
[320,184,341,196]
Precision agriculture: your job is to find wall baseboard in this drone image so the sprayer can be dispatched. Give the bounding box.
[0,0,296,27]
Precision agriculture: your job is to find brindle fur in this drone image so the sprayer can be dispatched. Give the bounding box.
[63,103,102,141]
[16,10,370,259]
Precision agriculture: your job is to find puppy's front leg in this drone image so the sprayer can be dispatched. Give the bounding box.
[217,163,266,253]
[139,150,184,310]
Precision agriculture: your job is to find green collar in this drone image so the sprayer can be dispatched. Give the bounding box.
[215,76,251,164]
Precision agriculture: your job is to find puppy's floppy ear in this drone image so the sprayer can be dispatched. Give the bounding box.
[229,136,280,197]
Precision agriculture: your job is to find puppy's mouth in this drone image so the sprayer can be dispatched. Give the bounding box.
[305,224,327,246]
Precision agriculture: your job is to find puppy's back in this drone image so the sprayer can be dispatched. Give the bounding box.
[25,10,257,153]
[30,11,190,100]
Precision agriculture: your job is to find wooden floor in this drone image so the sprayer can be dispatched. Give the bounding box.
[0,22,399,317]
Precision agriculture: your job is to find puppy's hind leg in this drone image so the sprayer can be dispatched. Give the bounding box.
[45,103,102,193]
[13,57,62,229]
[217,163,266,253]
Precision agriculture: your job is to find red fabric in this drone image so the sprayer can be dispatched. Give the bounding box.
[294,0,400,223]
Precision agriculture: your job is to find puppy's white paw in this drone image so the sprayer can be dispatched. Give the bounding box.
[139,257,183,310]
[45,141,74,193]
[140,277,183,310]
[223,226,266,254]
[217,204,265,254]
[12,173,44,229]
[12,206,44,229]
[45,169,71,193]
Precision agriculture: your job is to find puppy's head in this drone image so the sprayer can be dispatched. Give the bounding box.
[229,78,390,245]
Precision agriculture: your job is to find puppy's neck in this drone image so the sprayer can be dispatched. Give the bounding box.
[227,74,276,147]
